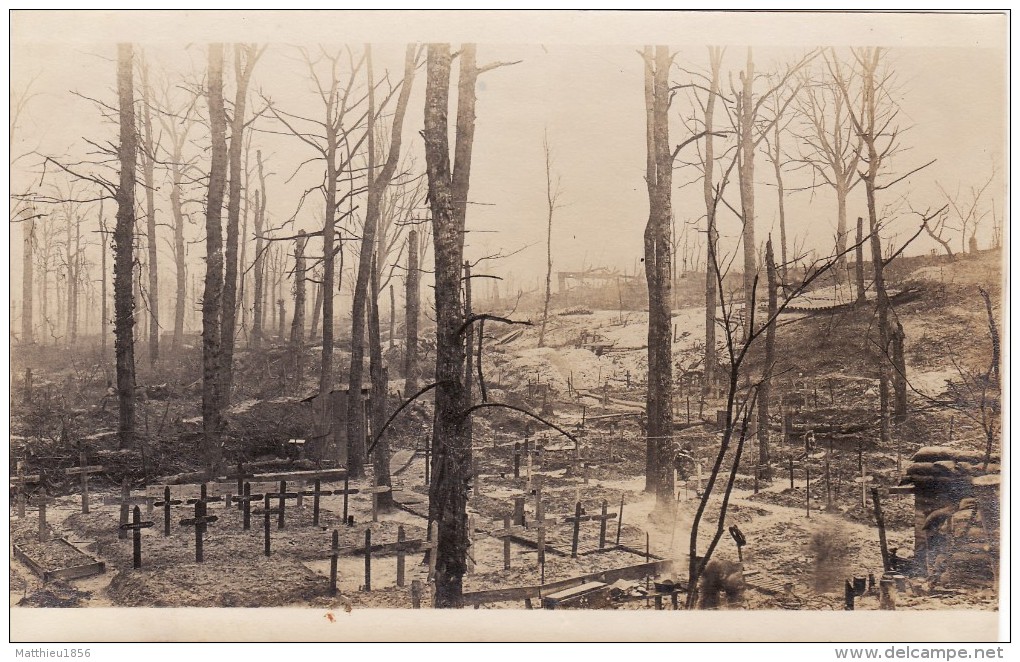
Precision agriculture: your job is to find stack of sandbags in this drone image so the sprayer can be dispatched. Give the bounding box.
[900,447,999,487]
[926,497,997,587]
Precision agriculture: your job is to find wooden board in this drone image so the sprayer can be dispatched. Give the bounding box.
[462,558,673,606]
[13,539,106,583]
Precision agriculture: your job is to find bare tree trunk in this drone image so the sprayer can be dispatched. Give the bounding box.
[538,135,556,348]
[65,213,73,342]
[424,43,470,609]
[140,59,159,367]
[835,184,848,282]
[219,44,258,408]
[855,216,867,303]
[100,206,108,353]
[404,228,420,392]
[72,214,80,343]
[703,47,722,397]
[22,211,34,344]
[758,239,777,479]
[642,46,675,506]
[388,284,395,349]
[369,251,393,510]
[290,230,307,385]
[310,271,322,340]
[738,48,758,342]
[114,43,138,450]
[891,320,907,423]
[202,43,229,472]
[771,121,791,288]
[170,150,187,350]
[348,44,417,479]
[252,152,267,347]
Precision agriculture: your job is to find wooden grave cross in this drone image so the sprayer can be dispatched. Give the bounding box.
[179,500,218,562]
[394,525,422,587]
[64,447,103,514]
[261,494,283,556]
[228,461,255,511]
[528,479,556,567]
[154,487,184,537]
[361,478,392,523]
[565,501,595,558]
[11,461,41,518]
[267,480,300,529]
[104,481,155,532]
[590,499,618,550]
[185,483,223,507]
[337,527,426,591]
[489,514,527,570]
[29,495,56,541]
[302,479,331,527]
[119,505,155,569]
[334,473,361,525]
[233,482,265,531]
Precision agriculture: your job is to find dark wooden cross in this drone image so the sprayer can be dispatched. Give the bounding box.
[154,486,183,537]
[335,473,361,525]
[228,461,255,511]
[592,499,618,550]
[185,483,223,506]
[513,442,522,478]
[302,479,330,527]
[529,480,556,566]
[119,505,155,569]
[29,495,56,541]
[103,481,155,528]
[179,500,218,562]
[489,514,527,570]
[64,447,103,514]
[11,461,40,518]
[234,482,264,531]
[261,494,282,556]
[565,501,593,558]
[392,525,424,588]
[267,480,299,529]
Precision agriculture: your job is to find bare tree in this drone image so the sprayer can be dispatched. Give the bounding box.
[641,45,675,506]
[138,53,161,367]
[219,43,262,409]
[114,43,138,450]
[537,131,562,348]
[936,163,997,255]
[404,227,421,393]
[348,44,418,484]
[202,43,229,472]
[794,55,862,281]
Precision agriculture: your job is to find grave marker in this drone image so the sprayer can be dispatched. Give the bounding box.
[616,494,625,546]
[11,461,40,518]
[64,447,103,514]
[185,483,223,506]
[566,501,587,558]
[335,473,361,525]
[302,479,330,526]
[490,514,527,570]
[267,481,299,529]
[180,500,218,562]
[261,494,281,556]
[364,529,372,591]
[233,482,264,531]
[154,487,183,536]
[529,479,556,566]
[228,461,255,511]
[119,505,155,569]
[29,495,56,541]
[592,499,618,550]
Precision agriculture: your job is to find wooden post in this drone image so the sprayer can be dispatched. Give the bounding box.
[502,514,512,570]
[364,528,372,591]
[789,456,794,490]
[264,494,272,557]
[879,578,896,610]
[616,494,624,546]
[343,472,350,524]
[844,580,855,610]
[156,486,182,537]
[118,478,130,540]
[571,501,582,558]
[871,487,891,572]
[329,529,339,596]
[513,496,525,526]
[396,525,406,587]
[180,500,217,563]
[411,579,423,608]
[599,499,609,549]
[513,442,521,479]
[806,463,811,518]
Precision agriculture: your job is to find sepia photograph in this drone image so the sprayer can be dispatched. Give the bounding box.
[6,9,1008,645]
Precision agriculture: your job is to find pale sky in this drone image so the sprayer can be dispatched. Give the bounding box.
[8,10,1007,310]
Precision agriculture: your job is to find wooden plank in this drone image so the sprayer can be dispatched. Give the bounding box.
[248,469,348,483]
[462,558,673,605]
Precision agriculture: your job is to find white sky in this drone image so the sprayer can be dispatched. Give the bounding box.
[8,10,1007,305]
